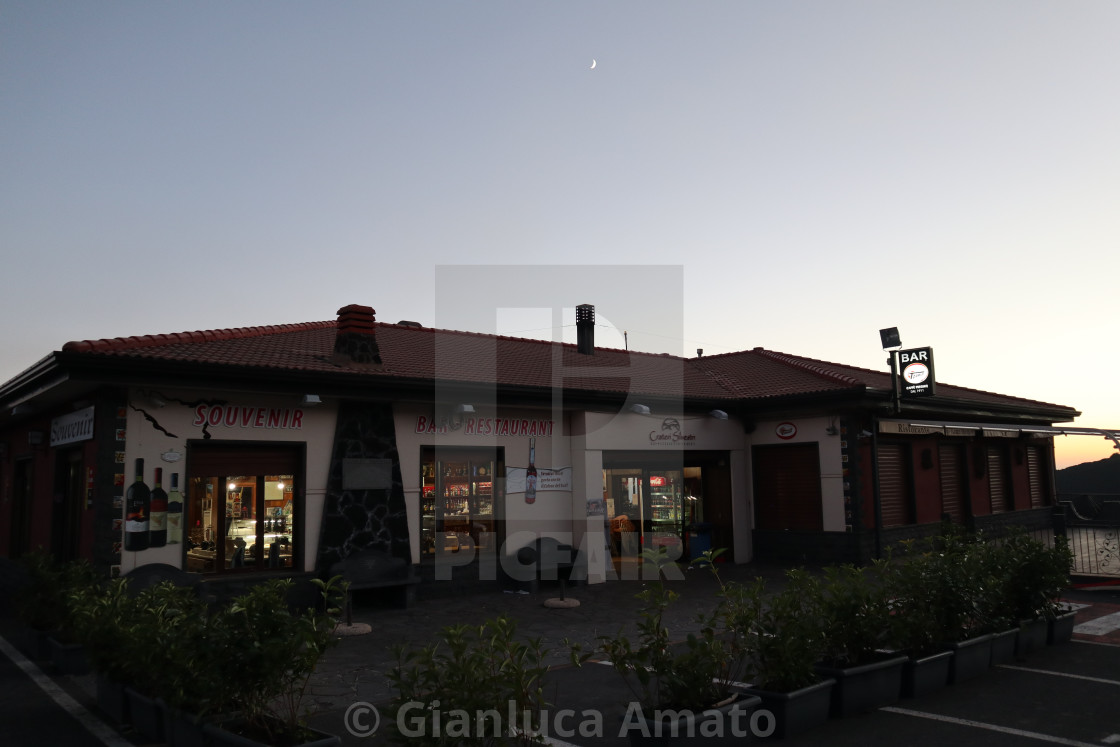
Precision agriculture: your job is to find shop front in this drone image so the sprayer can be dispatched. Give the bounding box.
[395,406,567,583]
[572,410,748,579]
[116,391,336,576]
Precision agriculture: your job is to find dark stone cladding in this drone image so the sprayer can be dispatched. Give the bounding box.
[316,401,408,572]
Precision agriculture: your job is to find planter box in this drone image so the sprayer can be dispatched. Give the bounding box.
[20,625,52,661]
[1048,610,1078,645]
[902,650,953,698]
[48,636,89,675]
[620,691,763,746]
[95,675,129,727]
[161,704,216,747]
[1017,618,1048,657]
[814,654,907,718]
[125,687,166,743]
[989,628,1019,666]
[203,719,341,747]
[744,677,835,740]
[946,633,993,684]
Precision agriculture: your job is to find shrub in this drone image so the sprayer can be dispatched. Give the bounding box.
[388,615,549,746]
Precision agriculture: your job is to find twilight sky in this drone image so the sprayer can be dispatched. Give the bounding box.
[2,1,1117,469]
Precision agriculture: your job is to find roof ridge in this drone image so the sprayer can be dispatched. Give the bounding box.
[61,320,337,354]
[381,321,688,360]
[752,348,867,388]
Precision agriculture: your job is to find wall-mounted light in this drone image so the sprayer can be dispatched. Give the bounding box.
[455,403,475,415]
[709,409,728,420]
[629,404,651,416]
[301,394,322,407]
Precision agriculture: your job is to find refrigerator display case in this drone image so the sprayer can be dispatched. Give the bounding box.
[421,458,495,557]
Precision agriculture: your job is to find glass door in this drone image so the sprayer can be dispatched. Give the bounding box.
[604,467,687,561]
[421,450,499,564]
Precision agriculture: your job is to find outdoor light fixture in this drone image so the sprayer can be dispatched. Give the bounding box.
[709,409,729,420]
[879,327,902,414]
[879,327,901,349]
[454,403,475,415]
[629,404,652,416]
[301,394,322,406]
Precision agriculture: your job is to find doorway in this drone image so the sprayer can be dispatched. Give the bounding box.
[604,467,700,565]
[51,449,84,562]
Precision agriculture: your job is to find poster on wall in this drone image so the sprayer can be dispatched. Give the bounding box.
[506,466,572,493]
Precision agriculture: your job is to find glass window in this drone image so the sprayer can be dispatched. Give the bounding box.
[420,448,502,564]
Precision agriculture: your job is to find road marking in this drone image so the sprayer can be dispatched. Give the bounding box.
[881,706,1103,746]
[996,664,1120,687]
[0,634,133,747]
[1074,610,1120,636]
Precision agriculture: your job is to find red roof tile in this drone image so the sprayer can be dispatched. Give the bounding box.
[54,318,1074,414]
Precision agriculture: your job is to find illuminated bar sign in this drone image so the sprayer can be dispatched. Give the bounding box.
[898,347,936,398]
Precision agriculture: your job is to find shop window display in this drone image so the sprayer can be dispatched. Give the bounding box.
[186,474,295,573]
[420,449,501,563]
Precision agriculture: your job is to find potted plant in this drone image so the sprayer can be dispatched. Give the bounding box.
[1042,536,1077,645]
[13,551,99,670]
[733,569,835,739]
[570,548,760,745]
[990,531,1073,657]
[12,549,64,660]
[388,614,551,745]
[72,576,138,727]
[201,576,345,747]
[814,563,907,717]
[886,534,995,689]
[881,543,954,698]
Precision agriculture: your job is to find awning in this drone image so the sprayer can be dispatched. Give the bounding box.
[878,419,1120,448]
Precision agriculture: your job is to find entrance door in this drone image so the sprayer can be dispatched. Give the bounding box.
[10,458,33,559]
[604,468,689,561]
[420,448,502,569]
[51,449,84,562]
[753,443,823,531]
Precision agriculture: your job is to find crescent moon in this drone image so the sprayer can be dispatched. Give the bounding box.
[590,59,597,69]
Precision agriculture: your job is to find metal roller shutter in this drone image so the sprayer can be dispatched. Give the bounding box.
[753,444,822,531]
[988,447,1008,513]
[878,443,912,527]
[939,445,964,523]
[1027,447,1046,509]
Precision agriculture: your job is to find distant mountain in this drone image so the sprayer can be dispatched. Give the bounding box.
[1056,453,1120,494]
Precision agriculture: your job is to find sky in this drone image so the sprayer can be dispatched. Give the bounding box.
[1,1,1117,470]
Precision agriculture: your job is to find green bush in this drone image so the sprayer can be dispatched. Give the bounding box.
[817,564,893,667]
[388,615,549,746]
[732,569,824,692]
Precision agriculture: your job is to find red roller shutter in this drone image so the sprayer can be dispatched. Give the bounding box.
[753,444,822,531]
[939,445,964,523]
[878,443,913,527]
[1027,447,1047,509]
[988,447,1008,513]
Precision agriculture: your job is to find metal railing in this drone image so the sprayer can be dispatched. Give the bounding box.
[1058,494,1120,577]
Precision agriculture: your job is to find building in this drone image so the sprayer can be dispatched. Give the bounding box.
[0,304,1080,587]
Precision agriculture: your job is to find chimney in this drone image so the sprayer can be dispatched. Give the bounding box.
[576,304,595,355]
[334,304,381,364]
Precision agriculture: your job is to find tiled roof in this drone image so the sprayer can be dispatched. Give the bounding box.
[54,317,1075,414]
[60,321,733,399]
